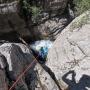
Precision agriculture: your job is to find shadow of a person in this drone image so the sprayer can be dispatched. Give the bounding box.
[62,70,90,90]
[78,75,90,90]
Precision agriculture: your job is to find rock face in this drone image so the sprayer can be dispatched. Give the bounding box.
[31,0,75,40]
[44,0,69,17]
[0,43,60,90]
[0,0,73,42]
[0,1,32,42]
[47,10,90,90]
[34,63,60,90]
[33,17,69,40]
[0,43,35,90]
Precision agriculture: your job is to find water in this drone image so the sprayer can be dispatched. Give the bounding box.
[30,40,53,63]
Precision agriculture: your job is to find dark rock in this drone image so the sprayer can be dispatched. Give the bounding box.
[0,43,63,90]
[32,16,69,40]
[0,43,36,90]
[0,0,74,42]
[0,1,32,42]
[0,69,8,90]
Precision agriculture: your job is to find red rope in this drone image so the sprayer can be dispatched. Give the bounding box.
[9,56,38,90]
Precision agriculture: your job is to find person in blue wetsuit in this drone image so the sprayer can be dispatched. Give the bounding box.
[39,46,48,63]
[30,40,53,64]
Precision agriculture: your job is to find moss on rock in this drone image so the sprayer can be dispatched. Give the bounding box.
[70,10,90,31]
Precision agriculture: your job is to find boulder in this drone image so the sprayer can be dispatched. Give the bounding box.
[0,43,34,71]
[0,43,35,90]
[47,10,90,90]
[0,43,60,90]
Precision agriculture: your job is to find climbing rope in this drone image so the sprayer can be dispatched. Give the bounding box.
[8,37,38,90]
[9,57,37,90]
[0,1,62,90]
[8,37,62,90]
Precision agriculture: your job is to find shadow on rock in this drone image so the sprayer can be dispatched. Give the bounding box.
[62,70,90,90]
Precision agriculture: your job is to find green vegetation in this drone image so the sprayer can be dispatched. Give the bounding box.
[74,0,90,16]
[70,11,90,31]
[19,0,42,23]
[31,6,42,23]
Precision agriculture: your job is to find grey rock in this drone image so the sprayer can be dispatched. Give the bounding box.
[34,63,59,90]
[0,53,8,90]
[0,53,7,69]
[0,43,35,90]
[0,1,31,41]
[0,43,61,90]
[47,10,90,90]
[44,0,69,17]
[0,1,17,14]
[0,0,73,41]
[33,17,68,40]
[0,69,8,90]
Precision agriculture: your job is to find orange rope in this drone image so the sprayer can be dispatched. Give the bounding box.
[7,31,40,90]
[8,36,62,90]
[8,56,38,90]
